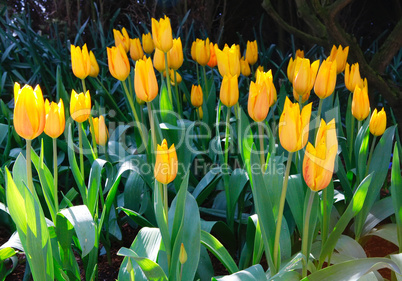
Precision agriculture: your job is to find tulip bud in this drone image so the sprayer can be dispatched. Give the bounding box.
[13,83,46,140]
[169,38,183,70]
[279,96,312,152]
[92,115,109,146]
[329,45,349,74]
[191,85,203,108]
[295,49,305,58]
[255,69,277,106]
[153,48,168,72]
[113,27,130,53]
[344,62,363,92]
[352,80,370,121]
[70,89,91,123]
[44,99,65,139]
[240,57,251,77]
[142,33,155,54]
[256,65,264,72]
[130,38,144,61]
[314,58,337,99]
[215,44,241,77]
[71,44,91,79]
[152,16,173,53]
[198,106,203,119]
[107,45,130,81]
[248,81,269,122]
[220,74,239,107]
[179,243,187,265]
[369,108,386,136]
[195,38,211,66]
[88,51,99,78]
[207,42,218,68]
[293,58,319,103]
[246,40,258,65]
[155,139,178,184]
[135,56,158,103]
[166,69,182,86]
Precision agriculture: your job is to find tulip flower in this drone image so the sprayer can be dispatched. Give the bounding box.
[279,96,312,152]
[142,33,155,54]
[248,82,270,122]
[240,57,251,76]
[207,42,217,68]
[44,99,65,139]
[92,115,109,146]
[194,38,210,66]
[152,16,173,53]
[107,44,130,81]
[369,108,386,136]
[165,69,182,86]
[153,48,168,72]
[13,83,46,140]
[352,81,370,121]
[293,58,319,103]
[88,51,99,78]
[255,69,277,106]
[134,56,158,103]
[215,44,241,77]
[329,45,349,74]
[169,38,183,70]
[179,243,187,265]
[191,85,203,108]
[295,49,305,58]
[154,139,178,184]
[71,44,91,79]
[314,58,337,99]
[345,62,363,92]
[257,65,264,72]
[287,50,304,82]
[130,38,144,61]
[113,27,130,53]
[220,74,239,107]
[191,41,197,61]
[198,106,203,119]
[246,40,258,65]
[70,89,91,123]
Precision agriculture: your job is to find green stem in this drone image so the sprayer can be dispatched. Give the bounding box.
[82,79,98,158]
[258,122,265,172]
[366,136,377,175]
[174,70,182,117]
[147,102,157,153]
[299,95,303,110]
[315,99,323,138]
[203,65,209,99]
[348,117,355,163]
[224,107,233,229]
[163,183,168,226]
[81,78,87,93]
[321,187,328,247]
[273,151,294,273]
[357,120,362,134]
[26,139,34,194]
[164,52,173,104]
[224,108,231,168]
[302,191,316,278]
[95,77,128,122]
[196,62,200,85]
[78,122,84,179]
[53,138,59,213]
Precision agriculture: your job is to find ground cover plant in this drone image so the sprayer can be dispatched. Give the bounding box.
[0,3,402,281]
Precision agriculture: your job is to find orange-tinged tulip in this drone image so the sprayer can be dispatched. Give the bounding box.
[207,42,217,68]
[195,38,211,66]
[287,51,304,82]
[155,139,178,184]
[70,90,91,123]
[44,99,65,139]
[107,45,130,81]
[369,108,386,136]
[279,96,312,152]
[89,51,99,78]
[153,48,168,72]
[314,58,337,99]
[352,81,370,121]
[248,81,269,122]
[169,38,183,70]
[257,65,264,72]
[240,57,251,76]
[135,56,158,102]
[152,16,173,53]
[191,85,203,108]
[315,119,338,156]
[295,49,305,58]
[13,83,46,140]
[220,74,239,107]
[198,106,203,119]
[215,44,240,77]
[246,40,258,65]
[71,44,91,79]
[293,58,319,103]
[113,27,130,53]
[92,115,109,146]
[345,62,363,92]
[179,243,187,265]
[255,69,277,106]
[329,45,349,74]
[142,33,155,54]
[130,38,144,61]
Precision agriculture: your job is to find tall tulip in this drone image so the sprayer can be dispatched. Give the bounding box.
[220,74,239,107]
[134,56,158,103]
[314,58,337,99]
[107,44,130,81]
[207,42,217,68]
[215,44,241,77]
[71,44,91,79]
[344,62,363,92]
[369,108,386,136]
[169,38,183,70]
[293,58,319,103]
[191,85,203,108]
[130,38,144,61]
[329,45,349,74]
[245,40,258,65]
[352,81,370,121]
[113,27,130,53]
[152,16,173,53]
[44,99,65,139]
[142,33,155,54]
[256,69,277,106]
[70,90,91,123]
[240,57,251,77]
[195,38,211,66]
[154,139,178,184]
[92,115,109,146]
[88,51,99,78]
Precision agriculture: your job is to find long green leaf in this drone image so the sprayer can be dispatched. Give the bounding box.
[212,264,267,281]
[391,142,402,251]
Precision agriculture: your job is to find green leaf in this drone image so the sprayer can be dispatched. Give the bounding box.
[354,118,370,182]
[287,174,305,233]
[212,264,267,281]
[390,253,402,281]
[361,197,394,236]
[391,142,402,251]
[365,224,399,247]
[159,81,176,126]
[119,207,154,227]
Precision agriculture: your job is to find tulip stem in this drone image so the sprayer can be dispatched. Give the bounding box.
[147,102,157,153]
[163,183,168,224]
[302,190,316,278]
[78,122,84,180]
[203,65,209,99]
[258,122,265,172]
[53,138,59,212]
[357,120,362,134]
[366,136,377,175]
[26,139,34,194]
[82,79,98,158]
[348,117,355,163]
[174,70,182,117]
[224,107,233,229]
[321,186,329,247]
[315,99,323,134]
[273,151,293,273]
[299,95,303,110]
[164,52,173,105]
[196,62,200,86]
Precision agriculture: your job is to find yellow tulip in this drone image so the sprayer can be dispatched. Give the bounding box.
[142,33,155,54]
[315,119,338,156]
[179,243,187,265]
[215,44,240,77]
[107,44,130,81]
[191,85,203,108]
[195,38,211,66]
[191,41,197,61]
[240,57,251,77]
[256,65,264,72]
[13,83,46,140]
[130,38,144,61]
[344,62,363,92]
[169,38,183,70]
[71,44,91,79]
[246,40,258,65]
[154,139,178,184]
[136,96,145,105]
[295,49,305,58]
[167,69,182,86]
[207,42,217,68]
[255,69,277,106]
[198,106,203,119]
[352,81,370,121]
[369,108,386,136]
[248,81,270,122]
[134,56,158,103]
[113,27,130,53]
[44,99,65,139]
[329,45,349,74]
[293,58,319,103]
[314,58,337,99]
[153,48,168,72]
[92,115,109,146]
[70,89,91,123]
[220,74,239,107]
[152,16,173,53]
[88,51,99,78]
[279,96,312,152]
[287,50,304,82]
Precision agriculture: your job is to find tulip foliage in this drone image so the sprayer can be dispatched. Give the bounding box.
[1,12,402,281]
